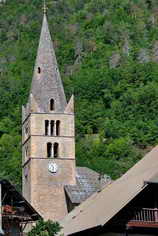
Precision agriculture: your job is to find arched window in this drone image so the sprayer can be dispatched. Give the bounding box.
[50,99,55,111]
[45,120,49,136]
[47,143,52,158]
[50,120,54,136]
[54,143,59,158]
[38,67,41,74]
[56,120,60,136]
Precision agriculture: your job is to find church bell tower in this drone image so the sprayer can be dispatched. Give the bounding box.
[22,10,76,221]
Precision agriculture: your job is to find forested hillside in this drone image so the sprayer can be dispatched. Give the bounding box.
[1,0,158,188]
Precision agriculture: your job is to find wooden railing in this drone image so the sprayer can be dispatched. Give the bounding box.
[129,208,158,223]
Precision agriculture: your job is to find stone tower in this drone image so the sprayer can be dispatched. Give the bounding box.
[22,12,76,221]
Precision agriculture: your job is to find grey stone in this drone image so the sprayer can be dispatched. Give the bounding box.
[109,53,121,69]
[138,48,150,63]
[30,14,67,113]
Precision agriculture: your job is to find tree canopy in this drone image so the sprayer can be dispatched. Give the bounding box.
[28,220,62,236]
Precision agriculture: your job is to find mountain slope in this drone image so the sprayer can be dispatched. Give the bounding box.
[1,0,158,186]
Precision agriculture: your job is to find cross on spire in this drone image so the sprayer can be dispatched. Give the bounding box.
[30,6,67,113]
[43,0,48,14]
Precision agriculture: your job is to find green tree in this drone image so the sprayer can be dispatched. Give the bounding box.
[28,220,62,236]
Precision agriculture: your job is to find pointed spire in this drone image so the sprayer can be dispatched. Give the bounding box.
[29,93,41,113]
[64,95,74,114]
[30,11,67,113]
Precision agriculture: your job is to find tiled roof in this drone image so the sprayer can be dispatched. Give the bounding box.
[65,167,111,204]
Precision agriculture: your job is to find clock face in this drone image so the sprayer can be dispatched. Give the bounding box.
[48,163,58,173]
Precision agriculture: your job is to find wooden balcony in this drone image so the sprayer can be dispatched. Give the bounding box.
[2,205,33,222]
[128,208,158,228]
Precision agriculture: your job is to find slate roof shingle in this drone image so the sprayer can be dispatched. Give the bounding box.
[65,167,111,204]
[30,13,67,113]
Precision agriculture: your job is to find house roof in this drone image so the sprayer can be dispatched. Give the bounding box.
[146,172,158,184]
[65,167,111,204]
[0,179,42,221]
[60,146,158,235]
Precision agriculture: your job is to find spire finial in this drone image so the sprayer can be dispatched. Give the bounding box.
[43,0,47,14]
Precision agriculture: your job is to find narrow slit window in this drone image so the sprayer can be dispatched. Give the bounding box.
[47,143,52,158]
[45,120,49,136]
[25,146,28,158]
[25,125,28,135]
[50,120,54,136]
[56,120,60,136]
[38,67,41,74]
[50,99,55,111]
[54,143,59,158]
